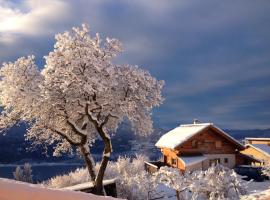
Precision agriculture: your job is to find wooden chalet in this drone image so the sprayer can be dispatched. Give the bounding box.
[155,122,256,172]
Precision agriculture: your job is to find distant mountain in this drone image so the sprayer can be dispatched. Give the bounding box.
[225,129,270,140]
[0,123,269,163]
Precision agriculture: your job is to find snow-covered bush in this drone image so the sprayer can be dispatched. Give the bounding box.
[45,167,90,188]
[46,155,158,199]
[105,155,158,199]
[13,163,33,183]
[189,164,247,200]
[155,164,247,200]
[154,166,190,200]
[262,161,270,177]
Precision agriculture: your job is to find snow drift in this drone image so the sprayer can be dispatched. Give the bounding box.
[0,178,120,200]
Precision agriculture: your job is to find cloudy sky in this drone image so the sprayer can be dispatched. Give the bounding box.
[0,0,270,129]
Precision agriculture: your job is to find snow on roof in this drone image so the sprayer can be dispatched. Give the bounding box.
[155,122,244,149]
[0,178,120,200]
[179,155,207,167]
[155,123,211,149]
[63,179,116,191]
[247,144,270,156]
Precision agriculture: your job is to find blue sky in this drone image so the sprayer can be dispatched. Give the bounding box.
[0,0,270,129]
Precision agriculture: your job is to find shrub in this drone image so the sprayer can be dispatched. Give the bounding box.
[13,163,33,183]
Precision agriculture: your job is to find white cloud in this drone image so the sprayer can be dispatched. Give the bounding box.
[0,0,70,43]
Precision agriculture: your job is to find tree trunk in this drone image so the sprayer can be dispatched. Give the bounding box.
[176,190,182,200]
[94,128,112,195]
[80,145,96,182]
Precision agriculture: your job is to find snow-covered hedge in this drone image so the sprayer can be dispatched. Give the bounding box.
[46,157,248,200]
[46,155,158,199]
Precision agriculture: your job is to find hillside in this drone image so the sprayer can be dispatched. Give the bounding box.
[0,123,269,163]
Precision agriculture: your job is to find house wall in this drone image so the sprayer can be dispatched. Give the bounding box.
[175,128,239,154]
[235,153,260,166]
[161,148,185,171]
[203,154,235,169]
[185,161,203,172]
[241,146,270,165]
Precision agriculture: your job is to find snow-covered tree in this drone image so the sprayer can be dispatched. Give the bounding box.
[154,166,190,200]
[190,165,247,200]
[13,163,33,183]
[0,24,164,195]
[108,155,158,200]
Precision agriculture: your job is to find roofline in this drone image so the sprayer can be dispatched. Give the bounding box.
[246,144,270,157]
[238,153,262,163]
[155,123,245,150]
[210,125,245,150]
[180,123,213,127]
[155,124,211,149]
[245,137,270,141]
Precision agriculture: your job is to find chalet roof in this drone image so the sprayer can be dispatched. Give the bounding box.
[179,155,207,167]
[245,137,270,141]
[246,144,270,157]
[155,123,245,150]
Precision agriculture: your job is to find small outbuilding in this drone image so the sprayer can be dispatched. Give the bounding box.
[241,138,270,165]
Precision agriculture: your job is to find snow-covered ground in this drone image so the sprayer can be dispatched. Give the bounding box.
[0,178,121,200]
[156,180,270,200]
[241,180,270,200]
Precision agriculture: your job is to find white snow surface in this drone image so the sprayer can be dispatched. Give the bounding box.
[179,155,207,167]
[0,178,120,200]
[155,123,211,149]
[63,179,116,191]
[241,180,270,200]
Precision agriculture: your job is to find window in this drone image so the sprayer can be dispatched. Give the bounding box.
[215,141,222,149]
[224,158,228,164]
[209,158,220,166]
[171,158,177,165]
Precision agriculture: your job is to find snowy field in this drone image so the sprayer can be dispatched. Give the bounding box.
[0,178,120,200]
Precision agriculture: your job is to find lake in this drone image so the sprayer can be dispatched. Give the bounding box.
[0,163,84,183]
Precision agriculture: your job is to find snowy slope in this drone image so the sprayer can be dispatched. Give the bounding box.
[0,178,121,200]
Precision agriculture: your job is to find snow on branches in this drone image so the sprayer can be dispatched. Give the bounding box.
[154,165,247,200]
[0,24,164,193]
[0,23,163,153]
